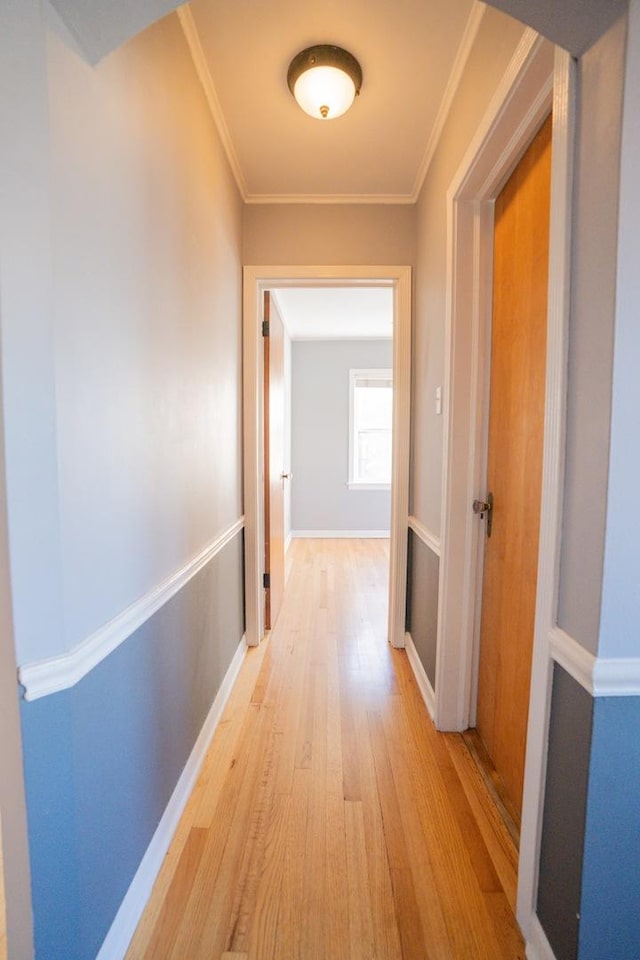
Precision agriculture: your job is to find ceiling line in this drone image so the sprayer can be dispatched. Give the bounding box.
[245,193,416,205]
[178,1,486,207]
[410,1,488,201]
[178,6,249,201]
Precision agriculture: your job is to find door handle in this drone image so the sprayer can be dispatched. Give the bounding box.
[281,472,293,480]
[472,492,493,537]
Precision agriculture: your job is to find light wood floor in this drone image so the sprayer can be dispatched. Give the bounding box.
[127,538,523,960]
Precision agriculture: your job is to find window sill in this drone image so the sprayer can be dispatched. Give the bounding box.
[347,481,391,491]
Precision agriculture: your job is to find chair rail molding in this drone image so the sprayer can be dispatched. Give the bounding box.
[408,516,441,557]
[19,517,245,701]
[549,626,640,697]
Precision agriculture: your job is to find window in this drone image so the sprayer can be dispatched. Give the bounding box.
[348,369,393,488]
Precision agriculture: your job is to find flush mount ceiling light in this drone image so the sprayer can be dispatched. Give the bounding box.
[287,45,363,121]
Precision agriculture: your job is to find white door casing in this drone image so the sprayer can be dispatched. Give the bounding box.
[242,265,411,650]
[436,30,575,943]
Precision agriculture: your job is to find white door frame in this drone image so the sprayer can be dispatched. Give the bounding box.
[436,30,575,943]
[242,265,412,649]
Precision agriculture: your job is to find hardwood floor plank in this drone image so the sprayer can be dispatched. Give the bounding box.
[300,663,328,960]
[345,800,377,960]
[388,675,509,959]
[274,768,310,960]
[245,790,289,959]
[368,710,427,960]
[351,694,403,960]
[484,891,527,959]
[126,539,524,960]
[443,732,519,910]
[166,703,271,959]
[379,706,453,960]
[140,828,207,960]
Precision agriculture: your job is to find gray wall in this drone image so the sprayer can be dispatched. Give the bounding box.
[406,530,439,688]
[0,337,33,959]
[537,666,593,960]
[243,203,416,268]
[283,329,293,545]
[1,9,245,958]
[556,14,626,654]
[46,13,243,661]
[291,340,392,534]
[412,8,527,536]
[21,533,245,960]
[409,10,634,956]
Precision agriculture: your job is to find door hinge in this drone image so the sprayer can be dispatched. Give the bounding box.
[263,572,270,589]
[262,319,269,337]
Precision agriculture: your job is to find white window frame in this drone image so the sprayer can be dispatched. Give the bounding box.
[348,368,393,490]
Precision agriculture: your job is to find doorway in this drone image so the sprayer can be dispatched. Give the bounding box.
[471,113,552,837]
[243,266,411,649]
[263,286,395,632]
[437,37,575,936]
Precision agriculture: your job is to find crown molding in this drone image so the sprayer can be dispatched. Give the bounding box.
[411,1,487,203]
[178,2,486,208]
[244,192,416,205]
[177,7,248,201]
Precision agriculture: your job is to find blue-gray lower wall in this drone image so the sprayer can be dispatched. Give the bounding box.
[20,531,245,960]
[537,664,593,960]
[579,695,640,960]
[537,665,640,960]
[405,529,439,688]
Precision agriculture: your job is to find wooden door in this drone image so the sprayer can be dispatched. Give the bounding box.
[475,115,552,827]
[263,291,286,630]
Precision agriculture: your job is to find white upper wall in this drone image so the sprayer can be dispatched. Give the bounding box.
[244,203,416,267]
[556,14,627,654]
[47,13,243,657]
[599,0,640,659]
[3,9,244,665]
[291,339,392,533]
[412,8,527,537]
[0,1,66,667]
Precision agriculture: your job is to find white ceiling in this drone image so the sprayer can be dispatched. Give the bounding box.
[273,287,393,340]
[184,0,479,202]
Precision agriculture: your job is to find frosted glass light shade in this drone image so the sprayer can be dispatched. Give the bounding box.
[293,65,356,120]
[287,45,362,121]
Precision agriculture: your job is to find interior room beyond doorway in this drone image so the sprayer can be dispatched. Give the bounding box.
[275,285,394,537]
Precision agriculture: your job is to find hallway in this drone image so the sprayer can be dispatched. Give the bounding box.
[127,539,523,960]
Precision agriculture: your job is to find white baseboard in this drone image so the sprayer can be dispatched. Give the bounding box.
[526,914,557,960]
[291,530,390,539]
[95,635,247,960]
[404,632,436,719]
